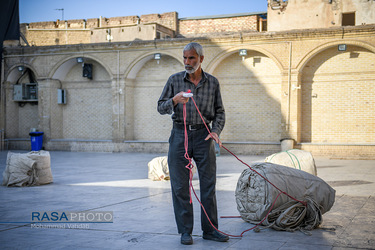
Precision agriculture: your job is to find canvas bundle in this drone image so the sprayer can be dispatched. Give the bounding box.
[235,162,335,232]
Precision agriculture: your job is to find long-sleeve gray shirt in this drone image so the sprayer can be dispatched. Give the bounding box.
[157,70,225,135]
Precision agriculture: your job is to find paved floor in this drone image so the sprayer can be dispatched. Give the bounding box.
[0,150,374,249]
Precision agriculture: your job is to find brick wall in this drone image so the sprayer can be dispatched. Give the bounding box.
[267,0,375,31]
[179,15,259,36]
[5,89,38,138]
[21,12,260,46]
[25,30,91,46]
[66,19,86,28]
[133,55,182,140]
[5,73,39,138]
[61,61,113,140]
[213,52,282,142]
[28,21,57,29]
[87,18,99,28]
[301,45,375,144]
[105,16,139,26]
[4,25,375,158]
[140,12,178,31]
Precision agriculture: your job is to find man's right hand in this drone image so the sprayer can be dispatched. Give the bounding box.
[172,91,190,106]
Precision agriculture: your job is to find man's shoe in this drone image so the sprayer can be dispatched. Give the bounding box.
[181,233,193,245]
[203,230,229,242]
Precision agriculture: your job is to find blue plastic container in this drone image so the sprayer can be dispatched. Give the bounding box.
[29,131,44,151]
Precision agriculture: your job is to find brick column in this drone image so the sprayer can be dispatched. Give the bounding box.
[280,70,289,140]
[37,79,61,144]
[3,81,19,137]
[280,69,301,143]
[111,77,126,142]
[288,70,302,143]
[124,78,135,140]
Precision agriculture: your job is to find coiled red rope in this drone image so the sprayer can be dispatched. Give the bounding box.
[182,93,307,238]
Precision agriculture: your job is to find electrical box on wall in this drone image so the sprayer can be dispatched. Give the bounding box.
[57,89,66,104]
[13,83,38,102]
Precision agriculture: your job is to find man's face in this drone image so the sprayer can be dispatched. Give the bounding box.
[183,49,203,74]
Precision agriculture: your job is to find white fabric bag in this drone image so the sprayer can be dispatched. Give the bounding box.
[265,149,317,176]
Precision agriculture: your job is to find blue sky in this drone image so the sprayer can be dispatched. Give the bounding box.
[19,0,268,23]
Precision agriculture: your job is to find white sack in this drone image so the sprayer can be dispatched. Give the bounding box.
[2,151,53,187]
[148,156,197,181]
[265,149,317,176]
[2,152,37,187]
[27,150,53,185]
[235,162,335,231]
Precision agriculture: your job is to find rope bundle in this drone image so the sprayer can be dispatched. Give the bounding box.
[264,198,322,233]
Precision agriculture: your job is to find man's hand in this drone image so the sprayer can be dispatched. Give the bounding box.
[205,132,222,147]
[172,91,189,106]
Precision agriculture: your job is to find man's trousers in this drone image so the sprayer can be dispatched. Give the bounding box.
[168,125,218,234]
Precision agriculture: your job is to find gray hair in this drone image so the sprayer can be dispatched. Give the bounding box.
[183,42,204,57]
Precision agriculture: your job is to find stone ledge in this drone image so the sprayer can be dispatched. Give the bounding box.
[5,140,375,159]
[297,143,375,159]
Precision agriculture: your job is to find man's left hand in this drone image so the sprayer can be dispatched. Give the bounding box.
[205,132,222,147]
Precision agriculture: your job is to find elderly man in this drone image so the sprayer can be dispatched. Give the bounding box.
[157,42,228,245]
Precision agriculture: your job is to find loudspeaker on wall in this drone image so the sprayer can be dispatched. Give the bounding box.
[83,63,93,79]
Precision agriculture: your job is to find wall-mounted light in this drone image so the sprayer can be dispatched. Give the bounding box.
[76,57,84,63]
[154,53,161,64]
[338,44,347,51]
[17,66,24,72]
[292,84,301,90]
[239,49,247,61]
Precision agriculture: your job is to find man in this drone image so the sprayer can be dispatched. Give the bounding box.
[157,42,228,245]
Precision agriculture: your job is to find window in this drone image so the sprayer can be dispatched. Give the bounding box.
[342,12,355,26]
[262,20,267,31]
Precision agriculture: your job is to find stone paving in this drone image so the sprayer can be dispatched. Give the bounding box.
[0,150,374,249]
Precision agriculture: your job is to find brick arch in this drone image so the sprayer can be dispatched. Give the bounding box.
[125,51,183,80]
[6,64,39,83]
[296,40,375,72]
[210,47,283,142]
[48,55,113,141]
[206,46,284,74]
[4,64,40,139]
[49,55,112,81]
[125,51,183,140]
[299,40,375,144]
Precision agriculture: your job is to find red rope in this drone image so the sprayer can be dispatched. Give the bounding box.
[183,101,194,204]
[181,94,307,238]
